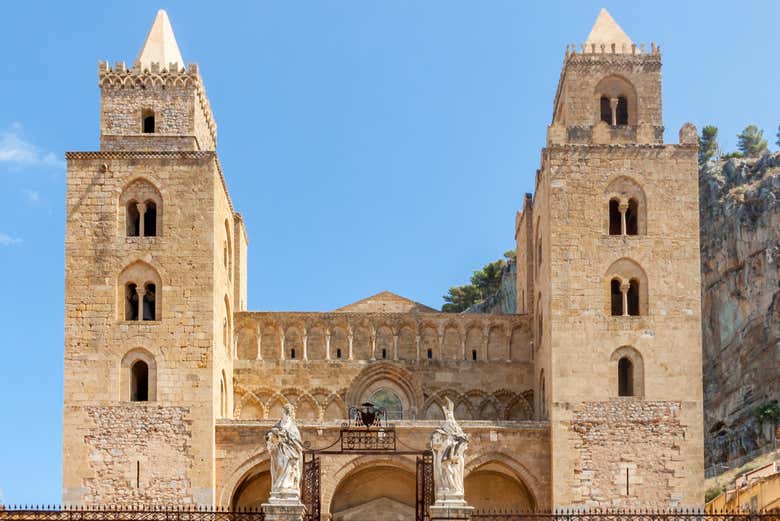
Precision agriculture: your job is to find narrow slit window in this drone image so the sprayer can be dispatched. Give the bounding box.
[131,360,149,401]
[472,349,477,361]
[142,110,155,133]
[427,349,433,360]
[609,199,621,235]
[125,283,139,320]
[626,198,638,235]
[142,283,156,321]
[610,278,623,316]
[627,279,640,316]
[618,357,634,396]
[290,348,296,360]
[127,202,140,237]
[381,348,387,359]
[616,96,628,125]
[600,96,611,124]
[336,348,342,359]
[143,201,157,236]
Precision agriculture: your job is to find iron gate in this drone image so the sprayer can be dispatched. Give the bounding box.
[301,455,320,521]
[416,450,435,521]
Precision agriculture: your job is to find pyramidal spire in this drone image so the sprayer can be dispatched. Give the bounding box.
[585,8,633,49]
[135,9,184,70]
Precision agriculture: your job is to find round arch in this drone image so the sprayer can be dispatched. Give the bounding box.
[323,456,418,521]
[464,452,542,511]
[346,363,423,420]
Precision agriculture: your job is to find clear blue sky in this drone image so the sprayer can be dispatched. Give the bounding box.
[0,0,777,505]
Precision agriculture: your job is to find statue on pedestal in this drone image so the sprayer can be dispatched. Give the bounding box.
[266,403,304,505]
[430,397,469,505]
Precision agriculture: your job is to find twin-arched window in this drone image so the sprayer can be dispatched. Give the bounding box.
[605,177,645,236]
[595,75,636,127]
[119,261,162,322]
[606,258,648,317]
[120,179,162,237]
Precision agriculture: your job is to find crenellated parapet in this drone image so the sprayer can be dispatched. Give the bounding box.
[98,60,217,151]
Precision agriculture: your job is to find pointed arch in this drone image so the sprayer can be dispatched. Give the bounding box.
[120,348,157,402]
[117,260,162,321]
[610,345,645,398]
[604,175,647,236]
[604,257,649,316]
[594,74,638,126]
[118,177,163,237]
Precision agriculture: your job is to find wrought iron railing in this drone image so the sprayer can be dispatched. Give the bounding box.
[468,511,780,521]
[0,506,265,521]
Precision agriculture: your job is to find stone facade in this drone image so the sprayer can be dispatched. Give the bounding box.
[62,8,705,516]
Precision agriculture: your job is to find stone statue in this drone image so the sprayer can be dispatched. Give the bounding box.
[266,403,304,504]
[430,397,469,505]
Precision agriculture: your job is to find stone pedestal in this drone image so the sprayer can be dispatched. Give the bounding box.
[261,501,306,521]
[428,502,474,521]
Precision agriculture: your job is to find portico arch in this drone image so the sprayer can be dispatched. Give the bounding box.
[464,453,541,511]
[326,457,418,521]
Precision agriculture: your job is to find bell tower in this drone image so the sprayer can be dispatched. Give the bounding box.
[63,10,247,505]
[517,9,704,508]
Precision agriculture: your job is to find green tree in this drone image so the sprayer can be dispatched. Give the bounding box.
[698,125,718,165]
[441,284,481,313]
[737,125,768,157]
[442,252,515,312]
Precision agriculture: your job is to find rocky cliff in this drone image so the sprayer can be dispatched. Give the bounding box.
[465,258,517,314]
[700,152,780,475]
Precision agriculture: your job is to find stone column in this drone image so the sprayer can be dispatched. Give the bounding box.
[256,327,263,360]
[415,335,421,361]
[619,200,628,236]
[325,330,331,360]
[348,330,354,360]
[280,327,286,360]
[620,280,630,316]
[393,334,399,360]
[302,329,308,360]
[370,328,376,360]
[134,285,142,321]
[137,202,146,237]
[609,97,619,126]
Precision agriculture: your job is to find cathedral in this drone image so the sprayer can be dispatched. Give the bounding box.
[62,8,704,518]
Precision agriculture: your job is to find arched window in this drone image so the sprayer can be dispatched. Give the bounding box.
[225,220,232,281]
[131,360,149,401]
[609,199,621,235]
[610,278,622,316]
[290,348,296,359]
[126,201,140,236]
[611,346,644,398]
[368,388,403,421]
[118,261,162,322]
[121,349,157,402]
[594,76,637,127]
[427,348,433,360]
[143,201,157,236]
[125,283,139,320]
[119,178,163,238]
[142,283,156,320]
[142,109,155,133]
[618,357,634,396]
[220,379,226,418]
[336,348,342,359]
[472,349,477,361]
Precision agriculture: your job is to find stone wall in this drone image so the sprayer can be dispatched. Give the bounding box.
[700,152,780,474]
[82,405,193,505]
[568,401,689,507]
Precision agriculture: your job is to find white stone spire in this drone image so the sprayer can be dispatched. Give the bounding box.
[135,9,184,70]
[585,8,633,49]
